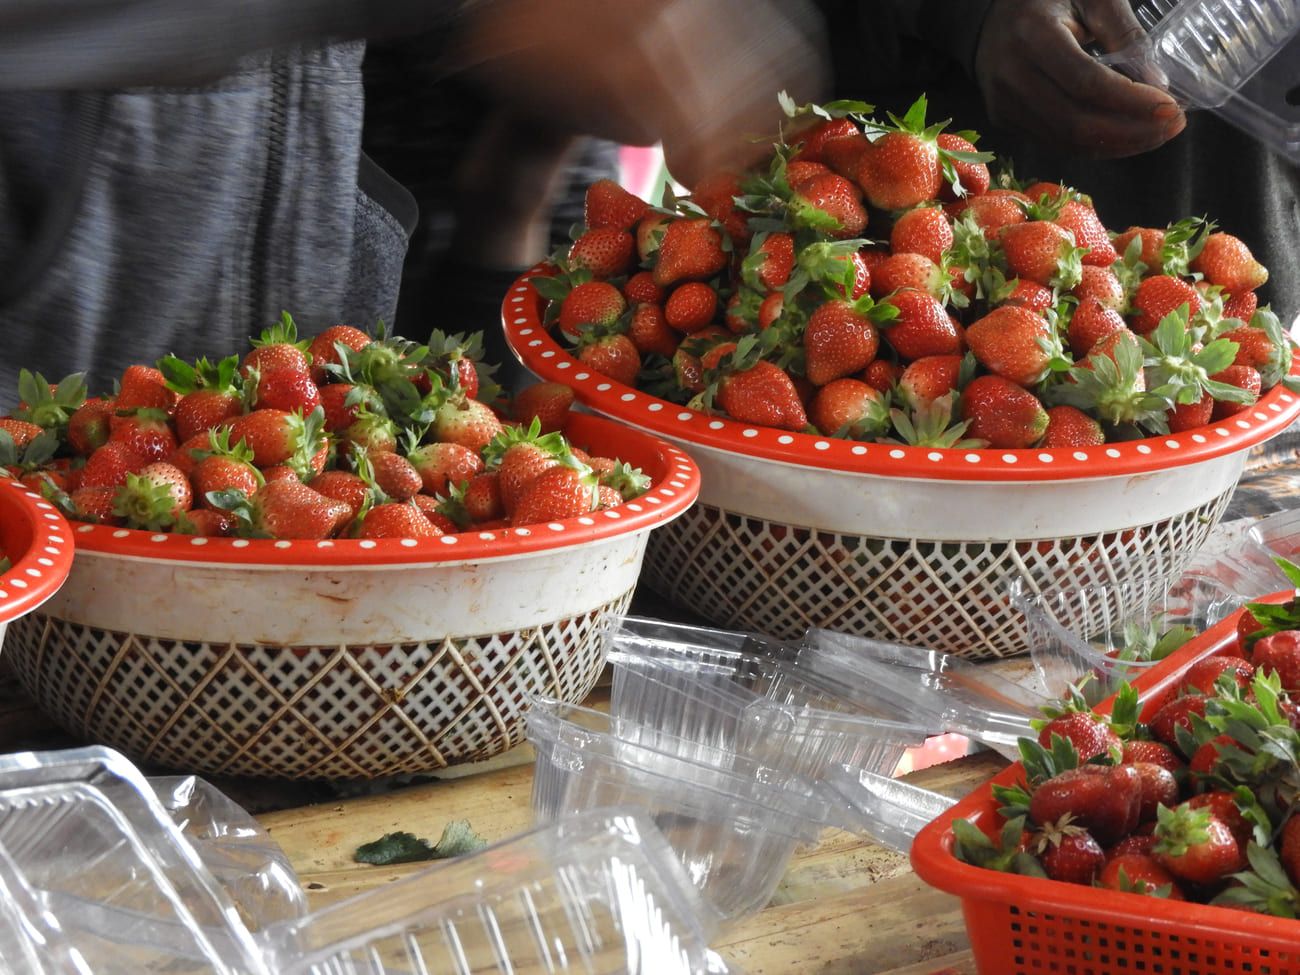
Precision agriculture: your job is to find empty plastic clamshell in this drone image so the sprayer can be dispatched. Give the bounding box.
[524,696,830,926]
[0,746,270,975]
[1245,505,1300,579]
[796,630,1047,760]
[825,766,957,855]
[261,811,732,975]
[607,617,931,782]
[1098,0,1300,161]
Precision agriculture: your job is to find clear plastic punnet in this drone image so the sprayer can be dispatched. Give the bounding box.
[0,746,269,975]
[1099,0,1300,161]
[261,811,729,975]
[797,631,1047,759]
[608,617,930,782]
[826,766,957,855]
[524,697,829,926]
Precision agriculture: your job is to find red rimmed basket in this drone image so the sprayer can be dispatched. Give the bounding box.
[504,269,1300,658]
[2,414,700,780]
[0,474,74,650]
[911,593,1300,974]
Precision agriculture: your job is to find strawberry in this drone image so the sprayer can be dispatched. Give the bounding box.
[355,501,443,539]
[1150,694,1209,750]
[715,358,807,432]
[793,117,861,164]
[1190,232,1269,293]
[879,290,962,360]
[176,508,234,537]
[1037,711,1120,763]
[1072,266,1125,310]
[308,469,370,520]
[68,485,122,524]
[249,365,322,416]
[1130,276,1201,335]
[108,409,177,463]
[1100,854,1184,899]
[960,375,1048,449]
[1154,804,1245,885]
[369,451,422,501]
[688,171,749,243]
[159,354,243,442]
[577,334,641,387]
[511,383,575,435]
[1036,827,1105,885]
[1220,323,1283,374]
[803,297,884,385]
[1000,279,1056,315]
[821,134,872,180]
[898,355,963,409]
[510,461,600,526]
[1177,656,1255,697]
[1041,405,1104,448]
[431,396,504,453]
[747,232,795,291]
[808,379,890,438]
[653,218,728,288]
[411,494,460,534]
[1167,391,1214,433]
[228,406,326,477]
[790,172,867,239]
[0,418,43,450]
[1029,764,1143,845]
[1000,221,1083,289]
[635,212,671,264]
[112,462,192,530]
[191,430,263,507]
[1281,815,1300,886]
[568,228,635,279]
[242,313,311,376]
[486,427,567,515]
[664,282,718,333]
[622,271,664,306]
[584,178,649,231]
[1188,734,1236,778]
[306,324,372,385]
[1223,290,1258,323]
[627,302,679,358]
[869,253,945,299]
[1250,631,1300,692]
[116,364,176,413]
[558,281,626,339]
[1056,200,1117,266]
[936,132,990,200]
[461,471,504,523]
[342,412,398,455]
[1209,364,1261,420]
[785,159,834,187]
[1131,762,1180,822]
[1107,835,1158,861]
[318,382,377,434]
[1066,299,1126,359]
[863,359,904,393]
[890,206,953,264]
[1122,740,1184,774]
[965,305,1061,387]
[853,98,942,211]
[213,479,352,540]
[1114,227,1164,270]
[951,189,1029,240]
[168,432,210,479]
[66,398,115,456]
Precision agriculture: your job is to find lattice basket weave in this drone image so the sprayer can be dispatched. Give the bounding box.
[1,415,700,780]
[504,271,1300,659]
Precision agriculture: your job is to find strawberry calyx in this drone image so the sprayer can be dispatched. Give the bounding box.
[1048,332,1171,434]
[12,368,88,433]
[159,354,240,397]
[284,406,328,483]
[0,427,59,472]
[952,815,1045,876]
[1160,216,1215,279]
[1245,306,1297,390]
[112,471,183,531]
[433,479,475,531]
[1139,305,1252,406]
[206,487,267,539]
[599,460,651,501]
[883,391,984,448]
[1112,862,1177,899]
[936,128,995,200]
[1213,841,1300,918]
[251,311,312,356]
[1030,813,1088,856]
[777,90,875,125]
[481,417,571,470]
[1152,802,1213,859]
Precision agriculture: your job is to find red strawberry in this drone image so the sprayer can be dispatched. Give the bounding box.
[869,253,945,299]
[1281,815,1300,886]
[369,451,422,502]
[1130,762,1180,822]
[1041,405,1104,448]
[1067,299,1127,359]
[1037,711,1120,763]
[176,508,234,537]
[1168,391,1214,433]
[227,480,353,539]
[890,206,953,264]
[791,172,867,239]
[1223,291,1258,323]
[1153,804,1245,885]
[356,501,443,539]
[1056,200,1117,266]
[1190,232,1269,293]
[243,316,310,376]
[1122,740,1184,774]
[1220,324,1281,373]
[623,271,664,306]
[116,364,176,412]
[688,171,749,243]
[306,324,372,385]
[584,178,649,231]
[175,389,241,444]
[568,228,635,280]
[1150,694,1209,750]
[635,212,671,264]
[577,334,641,387]
[66,398,115,457]
[229,408,323,470]
[1188,734,1236,778]
[803,298,882,386]
[855,132,941,211]
[1114,227,1164,269]
[793,117,860,163]
[664,282,719,333]
[952,189,1029,240]
[1037,828,1105,885]
[965,305,1058,387]
[863,359,904,393]
[250,366,321,415]
[1001,279,1055,314]
[1107,835,1158,861]
[821,134,872,180]
[1250,630,1300,691]
[490,434,567,516]
[192,441,263,508]
[431,396,504,453]
[108,409,177,463]
[511,462,599,526]
[68,485,123,525]
[511,383,575,434]
[1099,853,1184,899]
[1071,266,1125,310]
[1001,221,1081,288]
[558,281,626,339]
[785,159,834,188]
[959,375,1049,449]
[717,361,808,431]
[112,461,192,529]
[898,355,962,409]
[1130,276,1201,335]
[80,445,147,491]
[750,233,795,291]
[880,290,961,360]
[808,379,890,438]
[1209,364,1262,420]
[1178,655,1254,696]
[1029,764,1142,845]
[1184,794,1250,849]
[653,218,728,288]
[318,382,375,434]
[0,418,43,450]
[627,302,679,358]
[411,493,460,533]
[308,470,369,520]
[936,132,990,200]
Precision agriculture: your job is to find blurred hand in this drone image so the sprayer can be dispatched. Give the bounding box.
[974,0,1186,158]
[445,0,829,187]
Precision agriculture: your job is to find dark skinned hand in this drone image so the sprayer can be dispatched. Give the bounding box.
[974,0,1187,158]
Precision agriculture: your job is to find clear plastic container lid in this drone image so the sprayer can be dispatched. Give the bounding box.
[261,811,728,975]
[1100,0,1300,161]
[825,766,956,855]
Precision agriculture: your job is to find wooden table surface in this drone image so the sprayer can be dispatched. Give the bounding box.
[0,668,1006,975]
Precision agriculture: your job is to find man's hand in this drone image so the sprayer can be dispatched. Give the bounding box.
[974,0,1186,158]
[446,0,829,187]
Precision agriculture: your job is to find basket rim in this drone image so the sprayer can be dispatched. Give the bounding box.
[503,267,1300,483]
[0,475,74,623]
[66,413,700,567]
[909,591,1300,943]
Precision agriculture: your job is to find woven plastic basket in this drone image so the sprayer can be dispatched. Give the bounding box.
[505,270,1300,658]
[911,592,1300,974]
[2,414,700,781]
[0,474,74,651]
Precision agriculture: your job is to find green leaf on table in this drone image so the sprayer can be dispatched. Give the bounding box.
[354,820,488,866]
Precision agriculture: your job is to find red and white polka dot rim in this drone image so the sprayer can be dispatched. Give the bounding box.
[67,413,700,566]
[0,475,74,625]
[503,268,1300,483]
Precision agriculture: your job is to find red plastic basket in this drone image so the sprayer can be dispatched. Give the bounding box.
[911,592,1300,974]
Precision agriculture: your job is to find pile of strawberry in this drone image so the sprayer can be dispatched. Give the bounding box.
[538,94,1295,448]
[955,588,1300,916]
[0,319,649,540]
